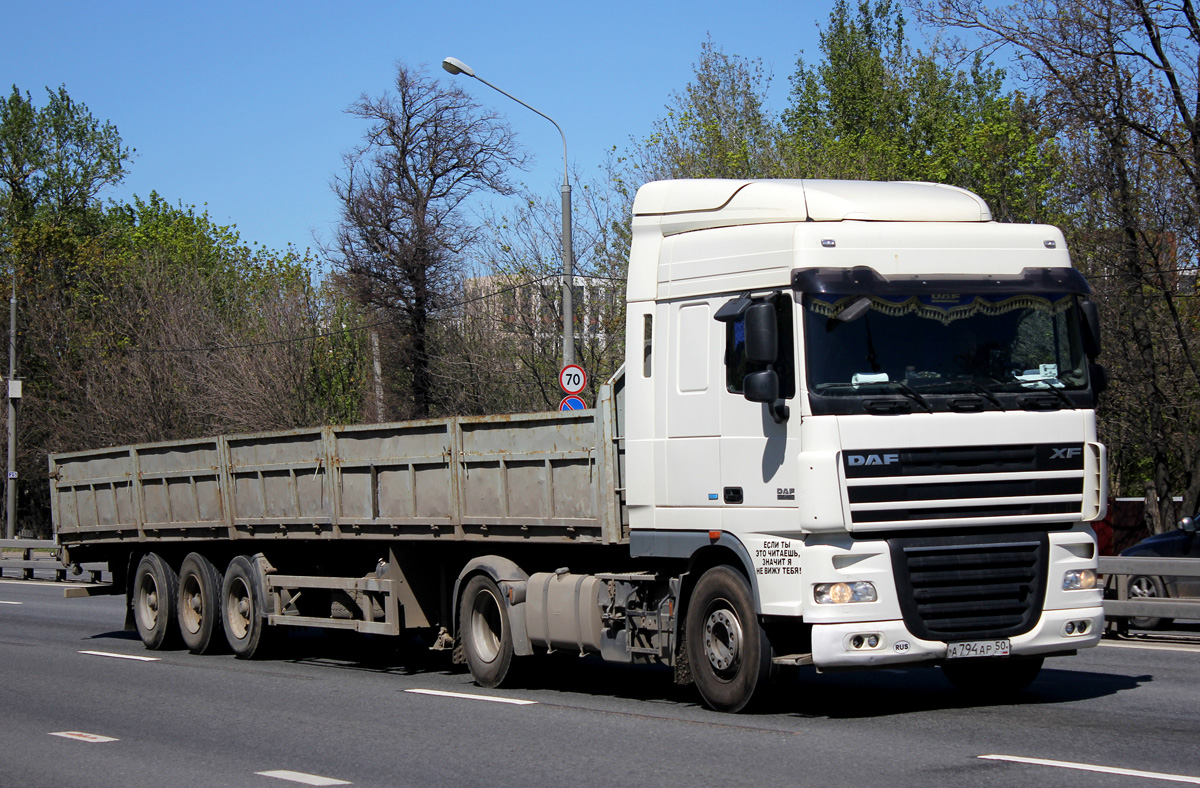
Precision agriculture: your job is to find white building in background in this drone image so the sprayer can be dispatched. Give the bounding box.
[461,274,622,347]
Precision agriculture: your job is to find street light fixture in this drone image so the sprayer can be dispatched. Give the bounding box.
[442,56,576,368]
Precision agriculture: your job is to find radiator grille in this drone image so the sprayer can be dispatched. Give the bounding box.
[844,443,1086,528]
[889,532,1048,640]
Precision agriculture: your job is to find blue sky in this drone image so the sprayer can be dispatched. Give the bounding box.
[3,1,839,257]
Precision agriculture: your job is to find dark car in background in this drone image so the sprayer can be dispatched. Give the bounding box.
[1119,517,1200,629]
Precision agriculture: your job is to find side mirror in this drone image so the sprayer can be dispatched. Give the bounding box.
[743,302,778,364]
[1081,300,1102,358]
[1089,363,1109,397]
[744,370,790,424]
[1182,516,1197,533]
[744,370,779,404]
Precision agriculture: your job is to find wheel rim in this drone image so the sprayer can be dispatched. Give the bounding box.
[227,576,252,640]
[1130,576,1159,598]
[469,588,504,664]
[181,572,203,635]
[702,600,743,677]
[136,572,160,631]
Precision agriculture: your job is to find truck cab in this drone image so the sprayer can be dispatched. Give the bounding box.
[622,179,1106,707]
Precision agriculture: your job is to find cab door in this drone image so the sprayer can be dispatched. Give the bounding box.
[716,293,801,526]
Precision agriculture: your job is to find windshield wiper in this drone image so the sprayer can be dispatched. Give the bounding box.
[883,381,933,412]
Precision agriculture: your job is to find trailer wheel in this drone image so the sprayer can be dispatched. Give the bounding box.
[133,553,180,650]
[178,553,225,655]
[459,574,515,688]
[222,556,268,659]
[685,565,773,713]
[942,656,1044,695]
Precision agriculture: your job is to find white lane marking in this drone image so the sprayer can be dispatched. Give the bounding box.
[0,600,21,605]
[79,650,160,662]
[405,688,538,705]
[50,731,119,743]
[1099,641,1200,655]
[256,770,351,786]
[980,755,1200,784]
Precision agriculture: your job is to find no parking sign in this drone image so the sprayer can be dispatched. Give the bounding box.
[559,395,586,411]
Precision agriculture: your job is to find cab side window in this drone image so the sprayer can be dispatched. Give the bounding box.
[724,293,796,397]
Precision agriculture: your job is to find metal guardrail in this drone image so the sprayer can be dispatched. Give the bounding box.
[1099,556,1200,621]
[0,539,106,583]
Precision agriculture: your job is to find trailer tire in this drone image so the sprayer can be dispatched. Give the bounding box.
[459,574,515,688]
[178,553,225,655]
[222,556,269,659]
[686,565,773,713]
[133,553,181,650]
[942,656,1044,695]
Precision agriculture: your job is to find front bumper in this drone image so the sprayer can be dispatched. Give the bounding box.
[810,604,1105,669]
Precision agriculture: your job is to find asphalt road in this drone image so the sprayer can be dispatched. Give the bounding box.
[1,578,1198,788]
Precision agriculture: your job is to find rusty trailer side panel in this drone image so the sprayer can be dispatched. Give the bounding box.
[51,382,626,548]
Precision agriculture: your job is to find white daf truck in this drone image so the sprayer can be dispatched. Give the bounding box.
[51,179,1107,713]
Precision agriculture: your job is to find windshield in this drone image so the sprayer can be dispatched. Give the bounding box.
[804,291,1089,402]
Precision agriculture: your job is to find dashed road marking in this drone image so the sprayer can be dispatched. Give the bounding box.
[980,755,1200,783]
[405,688,538,705]
[50,731,118,743]
[79,650,160,662]
[0,600,21,605]
[256,770,351,786]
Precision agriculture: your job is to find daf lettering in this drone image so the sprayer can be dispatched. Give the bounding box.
[1051,447,1083,459]
[847,453,900,466]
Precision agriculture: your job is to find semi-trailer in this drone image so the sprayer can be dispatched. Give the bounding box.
[51,179,1108,712]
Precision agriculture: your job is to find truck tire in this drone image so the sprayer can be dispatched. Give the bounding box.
[942,656,1044,695]
[133,553,180,650]
[178,553,225,655]
[222,555,269,659]
[685,565,774,713]
[459,574,515,688]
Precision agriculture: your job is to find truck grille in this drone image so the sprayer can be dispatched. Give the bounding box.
[889,532,1047,640]
[843,443,1087,529]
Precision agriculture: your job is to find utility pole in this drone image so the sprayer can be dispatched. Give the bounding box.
[6,263,18,539]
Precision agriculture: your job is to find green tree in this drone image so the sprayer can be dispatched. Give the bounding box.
[785,0,1061,222]
[634,38,783,180]
[0,84,132,230]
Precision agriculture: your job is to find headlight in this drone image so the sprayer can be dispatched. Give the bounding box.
[1062,568,1098,590]
[814,581,877,604]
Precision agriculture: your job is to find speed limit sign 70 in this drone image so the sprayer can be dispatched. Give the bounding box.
[559,364,587,395]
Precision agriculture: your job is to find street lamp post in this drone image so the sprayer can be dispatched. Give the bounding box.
[441,56,575,368]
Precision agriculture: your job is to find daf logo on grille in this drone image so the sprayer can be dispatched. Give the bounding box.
[1051,447,1082,459]
[847,453,900,466]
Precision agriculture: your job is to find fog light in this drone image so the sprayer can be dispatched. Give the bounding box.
[851,635,864,649]
[867,635,879,648]
[1063,619,1094,637]
[1062,568,1098,590]
[814,581,878,604]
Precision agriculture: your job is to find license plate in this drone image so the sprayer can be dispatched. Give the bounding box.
[946,639,1011,659]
